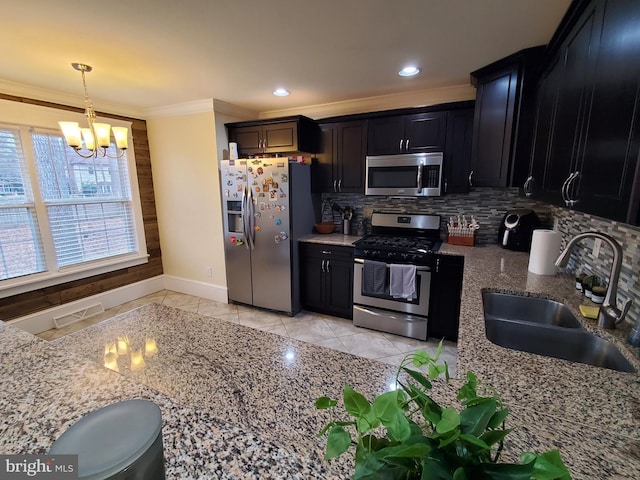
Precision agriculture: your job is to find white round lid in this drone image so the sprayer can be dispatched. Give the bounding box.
[49,399,163,480]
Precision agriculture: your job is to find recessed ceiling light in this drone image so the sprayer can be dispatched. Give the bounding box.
[399,66,421,77]
[273,88,290,96]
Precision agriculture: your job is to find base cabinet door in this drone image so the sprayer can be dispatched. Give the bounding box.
[300,243,353,319]
[428,254,464,341]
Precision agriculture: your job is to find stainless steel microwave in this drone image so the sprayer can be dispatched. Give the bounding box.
[365,152,443,196]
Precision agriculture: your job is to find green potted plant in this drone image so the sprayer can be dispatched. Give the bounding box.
[315,342,570,479]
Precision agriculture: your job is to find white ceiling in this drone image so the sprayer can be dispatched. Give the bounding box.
[0,0,571,118]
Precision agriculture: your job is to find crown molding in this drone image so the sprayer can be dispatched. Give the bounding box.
[144,99,217,118]
[213,99,259,119]
[0,78,146,119]
[257,84,476,120]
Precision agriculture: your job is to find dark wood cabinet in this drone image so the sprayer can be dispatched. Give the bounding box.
[300,243,353,319]
[226,116,319,155]
[527,0,640,225]
[367,112,447,155]
[312,120,367,193]
[443,108,474,194]
[428,254,464,341]
[469,47,545,188]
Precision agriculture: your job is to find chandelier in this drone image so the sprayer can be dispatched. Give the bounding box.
[59,63,128,159]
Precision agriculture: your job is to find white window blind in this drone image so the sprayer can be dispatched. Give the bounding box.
[31,132,137,268]
[0,119,145,294]
[0,127,46,279]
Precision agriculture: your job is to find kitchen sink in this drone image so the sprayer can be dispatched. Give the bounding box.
[482,292,582,328]
[482,292,636,373]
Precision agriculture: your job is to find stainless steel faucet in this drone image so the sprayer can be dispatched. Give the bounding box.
[555,231,631,329]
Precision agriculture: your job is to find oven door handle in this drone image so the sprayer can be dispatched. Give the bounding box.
[354,258,431,272]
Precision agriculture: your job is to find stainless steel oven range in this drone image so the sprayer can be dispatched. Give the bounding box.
[353,212,441,341]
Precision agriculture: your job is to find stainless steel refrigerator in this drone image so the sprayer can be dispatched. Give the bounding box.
[220,157,315,315]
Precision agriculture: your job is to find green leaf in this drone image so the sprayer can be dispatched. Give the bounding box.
[315,396,337,410]
[437,430,460,448]
[359,435,390,455]
[343,383,372,417]
[422,457,454,480]
[429,362,445,380]
[411,349,431,367]
[479,428,512,447]
[458,433,491,451]
[457,371,478,401]
[436,407,460,434]
[459,397,497,436]
[325,426,352,460]
[475,459,535,479]
[530,450,571,480]
[487,408,510,428]
[373,390,403,422]
[357,406,380,433]
[452,467,468,480]
[376,442,431,460]
[385,409,412,442]
[401,366,433,390]
[353,451,385,479]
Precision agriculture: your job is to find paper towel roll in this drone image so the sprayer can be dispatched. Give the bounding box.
[229,142,238,160]
[528,229,562,275]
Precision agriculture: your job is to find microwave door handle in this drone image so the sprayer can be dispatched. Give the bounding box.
[416,166,423,191]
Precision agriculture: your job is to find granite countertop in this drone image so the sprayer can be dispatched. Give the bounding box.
[2,243,639,478]
[299,233,362,246]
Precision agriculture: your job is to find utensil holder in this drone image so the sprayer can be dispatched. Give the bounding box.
[343,219,351,235]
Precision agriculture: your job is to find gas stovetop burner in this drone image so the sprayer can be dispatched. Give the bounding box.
[354,212,442,265]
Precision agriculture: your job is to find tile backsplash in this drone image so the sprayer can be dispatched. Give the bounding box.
[321,188,639,329]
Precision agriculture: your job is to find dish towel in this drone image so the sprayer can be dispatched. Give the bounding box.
[362,260,387,295]
[389,264,417,300]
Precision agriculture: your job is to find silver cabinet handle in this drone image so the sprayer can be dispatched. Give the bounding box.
[561,172,579,206]
[321,260,326,273]
[566,171,580,207]
[338,179,342,192]
[524,176,533,197]
[326,260,330,272]
[333,179,337,192]
[322,250,332,255]
[399,139,404,151]
[405,139,409,151]
[468,170,474,187]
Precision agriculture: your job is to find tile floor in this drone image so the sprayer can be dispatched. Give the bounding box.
[37,289,457,375]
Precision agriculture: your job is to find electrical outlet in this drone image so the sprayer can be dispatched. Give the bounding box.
[592,238,602,258]
[553,217,559,231]
[363,207,373,219]
[206,266,213,278]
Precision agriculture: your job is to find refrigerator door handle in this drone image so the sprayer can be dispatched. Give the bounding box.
[241,184,250,250]
[247,185,255,250]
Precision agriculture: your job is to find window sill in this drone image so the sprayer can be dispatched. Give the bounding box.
[0,254,150,299]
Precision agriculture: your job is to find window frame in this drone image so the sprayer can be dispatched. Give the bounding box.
[0,101,148,299]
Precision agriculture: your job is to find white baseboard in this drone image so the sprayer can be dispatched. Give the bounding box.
[7,275,228,335]
[162,275,228,303]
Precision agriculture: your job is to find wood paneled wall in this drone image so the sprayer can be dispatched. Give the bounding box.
[0,94,163,321]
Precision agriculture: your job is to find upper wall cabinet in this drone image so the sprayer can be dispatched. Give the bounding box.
[443,107,474,194]
[469,47,545,188]
[526,0,640,225]
[367,112,447,155]
[226,115,319,155]
[312,120,367,193]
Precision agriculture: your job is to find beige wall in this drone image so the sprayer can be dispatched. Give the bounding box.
[147,107,227,293]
